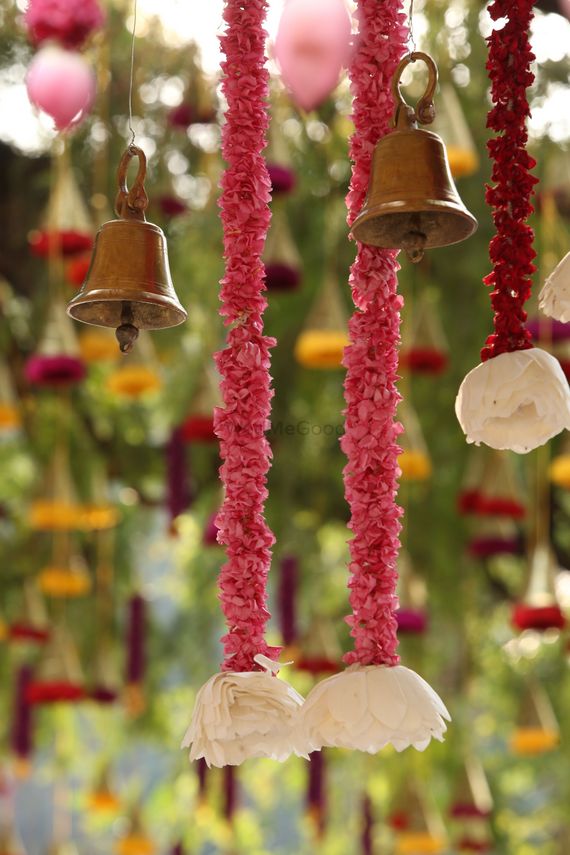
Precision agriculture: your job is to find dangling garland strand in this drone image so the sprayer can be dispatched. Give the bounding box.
[480,0,537,361]
[341,0,408,667]
[455,0,570,454]
[182,0,304,768]
[294,0,450,757]
[214,0,279,673]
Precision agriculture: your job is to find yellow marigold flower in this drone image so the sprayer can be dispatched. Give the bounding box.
[79,331,119,364]
[79,504,120,530]
[116,836,154,855]
[294,331,349,370]
[446,146,478,180]
[395,833,446,855]
[549,454,570,489]
[398,450,432,482]
[510,726,559,756]
[87,790,121,813]
[38,566,91,598]
[0,403,21,430]
[29,500,84,531]
[107,367,162,399]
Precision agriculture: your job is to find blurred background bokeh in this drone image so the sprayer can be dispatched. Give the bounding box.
[0,0,570,853]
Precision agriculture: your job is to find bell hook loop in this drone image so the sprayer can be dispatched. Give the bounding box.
[115,145,149,222]
[392,51,438,131]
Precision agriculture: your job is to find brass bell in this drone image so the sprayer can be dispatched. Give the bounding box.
[351,52,477,263]
[67,145,187,353]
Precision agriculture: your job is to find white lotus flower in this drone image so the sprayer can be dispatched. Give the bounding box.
[455,348,570,454]
[181,655,304,767]
[539,251,570,322]
[293,664,450,756]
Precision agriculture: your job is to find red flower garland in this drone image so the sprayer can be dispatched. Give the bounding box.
[214,0,278,672]
[480,0,538,361]
[341,0,408,667]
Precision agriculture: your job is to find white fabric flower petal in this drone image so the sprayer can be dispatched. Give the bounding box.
[293,664,450,756]
[455,348,570,454]
[181,656,304,767]
[539,251,570,323]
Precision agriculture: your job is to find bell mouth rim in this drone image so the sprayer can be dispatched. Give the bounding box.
[351,199,478,249]
[67,290,188,330]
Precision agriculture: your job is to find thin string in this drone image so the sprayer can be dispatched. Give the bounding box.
[408,0,416,55]
[127,0,138,147]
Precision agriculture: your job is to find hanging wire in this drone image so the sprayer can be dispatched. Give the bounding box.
[408,0,417,56]
[127,0,139,147]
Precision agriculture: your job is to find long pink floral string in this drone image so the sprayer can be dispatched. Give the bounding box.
[214,0,279,672]
[341,0,408,667]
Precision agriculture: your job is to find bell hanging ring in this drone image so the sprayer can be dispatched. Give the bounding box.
[351,52,478,263]
[67,145,187,353]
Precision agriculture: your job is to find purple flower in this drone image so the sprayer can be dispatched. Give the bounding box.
[268,163,296,195]
[265,262,301,292]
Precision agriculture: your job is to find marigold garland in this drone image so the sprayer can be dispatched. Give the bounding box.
[341,0,408,667]
[480,0,537,361]
[214,0,278,672]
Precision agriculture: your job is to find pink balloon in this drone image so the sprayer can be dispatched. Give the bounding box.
[274,0,352,112]
[26,46,96,130]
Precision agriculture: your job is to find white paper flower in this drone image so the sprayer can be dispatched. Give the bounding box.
[539,251,570,322]
[181,655,304,767]
[455,348,570,454]
[293,664,450,756]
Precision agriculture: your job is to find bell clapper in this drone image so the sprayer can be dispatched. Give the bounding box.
[116,302,139,354]
[402,229,427,263]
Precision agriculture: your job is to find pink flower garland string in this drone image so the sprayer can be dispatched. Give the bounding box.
[341,0,409,668]
[480,0,537,361]
[293,1,450,757]
[214,0,279,673]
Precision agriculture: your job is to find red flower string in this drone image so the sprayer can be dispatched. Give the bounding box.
[341,0,408,667]
[214,0,278,672]
[480,0,537,361]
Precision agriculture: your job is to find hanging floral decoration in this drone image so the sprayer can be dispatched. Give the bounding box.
[306,750,327,837]
[267,163,296,196]
[361,795,374,855]
[165,426,192,532]
[25,354,86,388]
[539,250,570,323]
[26,45,97,131]
[124,594,147,717]
[181,0,303,768]
[455,0,570,454]
[11,666,34,774]
[24,0,105,50]
[29,229,93,258]
[294,0,449,757]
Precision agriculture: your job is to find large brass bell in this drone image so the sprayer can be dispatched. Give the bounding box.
[67,145,187,353]
[351,52,477,262]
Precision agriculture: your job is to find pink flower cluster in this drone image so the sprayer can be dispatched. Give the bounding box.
[341,0,408,667]
[25,0,105,50]
[214,0,279,672]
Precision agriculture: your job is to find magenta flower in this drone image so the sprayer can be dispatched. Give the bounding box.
[25,354,86,387]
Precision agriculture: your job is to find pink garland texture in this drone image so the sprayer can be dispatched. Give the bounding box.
[214,0,278,673]
[341,0,408,667]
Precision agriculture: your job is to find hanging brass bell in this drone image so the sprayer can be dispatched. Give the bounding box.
[67,145,187,353]
[351,52,478,263]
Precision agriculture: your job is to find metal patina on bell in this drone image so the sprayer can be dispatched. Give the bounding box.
[351,52,478,263]
[67,145,187,353]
